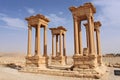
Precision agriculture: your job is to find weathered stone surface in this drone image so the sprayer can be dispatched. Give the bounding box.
[25,14,50,68]
[50,26,67,65]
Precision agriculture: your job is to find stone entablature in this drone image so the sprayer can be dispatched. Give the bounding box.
[25,14,49,27]
[69,3,96,21]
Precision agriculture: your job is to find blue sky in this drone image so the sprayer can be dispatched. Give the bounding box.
[0,0,120,55]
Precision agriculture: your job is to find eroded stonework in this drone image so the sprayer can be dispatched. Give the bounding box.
[50,26,67,65]
[25,14,50,68]
[22,2,106,79]
[69,2,106,77]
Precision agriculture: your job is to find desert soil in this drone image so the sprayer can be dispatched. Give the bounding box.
[0,53,120,80]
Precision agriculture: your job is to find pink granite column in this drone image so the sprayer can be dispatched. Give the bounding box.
[43,26,47,57]
[78,21,83,55]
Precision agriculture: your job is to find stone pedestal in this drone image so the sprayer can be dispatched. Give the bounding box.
[51,56,67,65]
[73,55,97,70]
[97,55,102,66]
[26,56,49,68]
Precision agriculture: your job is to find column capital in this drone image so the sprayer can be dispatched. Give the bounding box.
[37,22,41,27]
[73,15,78,20]
[52,34,55,37]
[84,23,88,29]
[94,26,100,32]
[86,15,91,19]
[86,15,94,23]
[28,24,32,28]
[60,32,63,36]
[94,21,101,32]
[44,26,47,30]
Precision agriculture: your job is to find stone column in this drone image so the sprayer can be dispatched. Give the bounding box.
[73,16,79,56]
[95,27,101,56]
[56,35,59,55]
[27,25,32,57]
[43,27,47,57]
[36,23,41,57]
[35,28,37,55]
[91,16,96,54]
[95,26,102,65]
[84,24,89,52]
[78,21,83,55]
[87,16,95,55]
[52,34,55,57]
[60,32,63,56]
[63,33,66,56]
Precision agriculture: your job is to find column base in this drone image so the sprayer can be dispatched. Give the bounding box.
[72,64,106,79]
[51,56,67,65]
[97,55,102,66]
[72,54,98,69]
[26,56,49,68]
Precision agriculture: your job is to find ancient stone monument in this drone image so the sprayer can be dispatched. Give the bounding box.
[69,2,105,77]
[84,21,102,66]
[49,26,67,65]
[25,14,50,68]
[21,3,106,79]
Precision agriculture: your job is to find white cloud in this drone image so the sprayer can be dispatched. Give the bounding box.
[92,0,120,28]
[46,14,67,27]
[0,13,7,17]
[0,13,26,29]
[91,0,120,53]
[58,12,63,15]
[26,8,35,14]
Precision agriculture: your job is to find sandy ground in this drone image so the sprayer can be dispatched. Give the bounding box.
[0,65,120,80]
[0,53,120,80]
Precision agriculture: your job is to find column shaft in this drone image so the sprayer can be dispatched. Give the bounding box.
[52,34,55,57]
[60,33,63,56]
[91,17,96,54]
[85,26,89,52]
[78,21,82,55]
[96,30,101,55]
[56,35,59,55]
[43,27,47,57]
[73,17,79,55]
[87,16,95,55]
[36,23,41,56]
[63,34,66,56]
[27,26,32,57]
[35,28,37,55]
